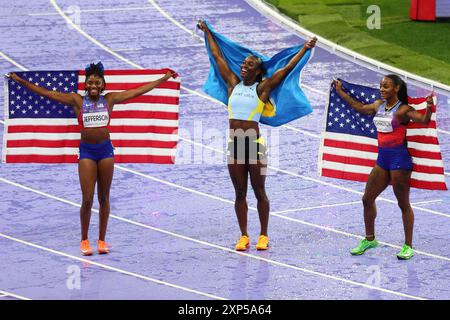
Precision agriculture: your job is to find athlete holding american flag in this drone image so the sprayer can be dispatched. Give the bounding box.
[8,62,177,256]
[332,75,434,260]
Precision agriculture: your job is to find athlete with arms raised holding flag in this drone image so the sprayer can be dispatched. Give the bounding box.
[198,20,317,251]
[333,75,433,260]
[8,63,176,255]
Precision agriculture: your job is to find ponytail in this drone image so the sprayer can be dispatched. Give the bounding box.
[385,74,408,105]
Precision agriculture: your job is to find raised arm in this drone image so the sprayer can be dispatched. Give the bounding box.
[397,95,433,124]
[257,37,317,102]
[104,70,177,106]
[197,20,239,90]
[8,73,81,108]
[332,79,382,116]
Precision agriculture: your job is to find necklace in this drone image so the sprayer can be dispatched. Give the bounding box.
[384,100,399,112]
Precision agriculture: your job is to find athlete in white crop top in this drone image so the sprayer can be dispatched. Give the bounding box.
[9,63,177,256]
[227,81,265,122]
[199,20,317,251]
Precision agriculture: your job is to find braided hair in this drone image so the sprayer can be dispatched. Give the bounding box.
[85,62,106,92]
[385,74,408,106]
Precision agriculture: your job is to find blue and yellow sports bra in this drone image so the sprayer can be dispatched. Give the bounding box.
[228,82,265,122]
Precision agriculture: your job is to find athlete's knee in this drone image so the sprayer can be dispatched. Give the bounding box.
[253,188,268,203]
[258,194,270,207]
[393,185,411,212]
[397,200,412,213]
[97,193,110,206]
[81,197,94,210]
[362,194,375,207]
[234,188,247,201]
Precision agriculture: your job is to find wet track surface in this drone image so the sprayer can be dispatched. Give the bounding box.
[0,0,449,300]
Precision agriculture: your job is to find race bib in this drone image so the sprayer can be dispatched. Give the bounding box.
[82,111,110,128]
[373,115,393,133]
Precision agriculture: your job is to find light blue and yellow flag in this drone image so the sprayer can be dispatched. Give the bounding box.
[202,21,313,127]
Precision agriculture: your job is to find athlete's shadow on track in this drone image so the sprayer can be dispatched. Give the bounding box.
[229,252,270,299]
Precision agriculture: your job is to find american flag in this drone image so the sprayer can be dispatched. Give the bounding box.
[318,79,447,190]
[2,69,180,164]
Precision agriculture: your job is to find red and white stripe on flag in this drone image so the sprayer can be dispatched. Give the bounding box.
[3,69,180,164]
[318,96,448,190]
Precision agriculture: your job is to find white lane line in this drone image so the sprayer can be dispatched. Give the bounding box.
[0,232,225,300]
[2,172,450,265]
[180,93,196,97]
[113,165,256,209]
[438,129,450,135]
[146,0,326,97]
[147,0,203,41]
[302,84,327,96]
[411,199,443,205]
[178,136,450,219]
[271,201,361,215]
[275,166,450,218]
[0,179,428,300]
[114,48,144,52]
[49,0,141,70]
[282,124,321,138]
[28,6,154,16]
[0,290,31,300]
[113,168,450,262]
[0,51,27,71]
[269,211,450,263]
[47,0,226,108]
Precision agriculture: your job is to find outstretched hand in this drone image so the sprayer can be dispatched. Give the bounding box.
[305,36,317,49]
[332,79,343,92]
[426,93,435,106]
[196,20,208,32]
[7,72,20,82]
[163,68,178,79]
